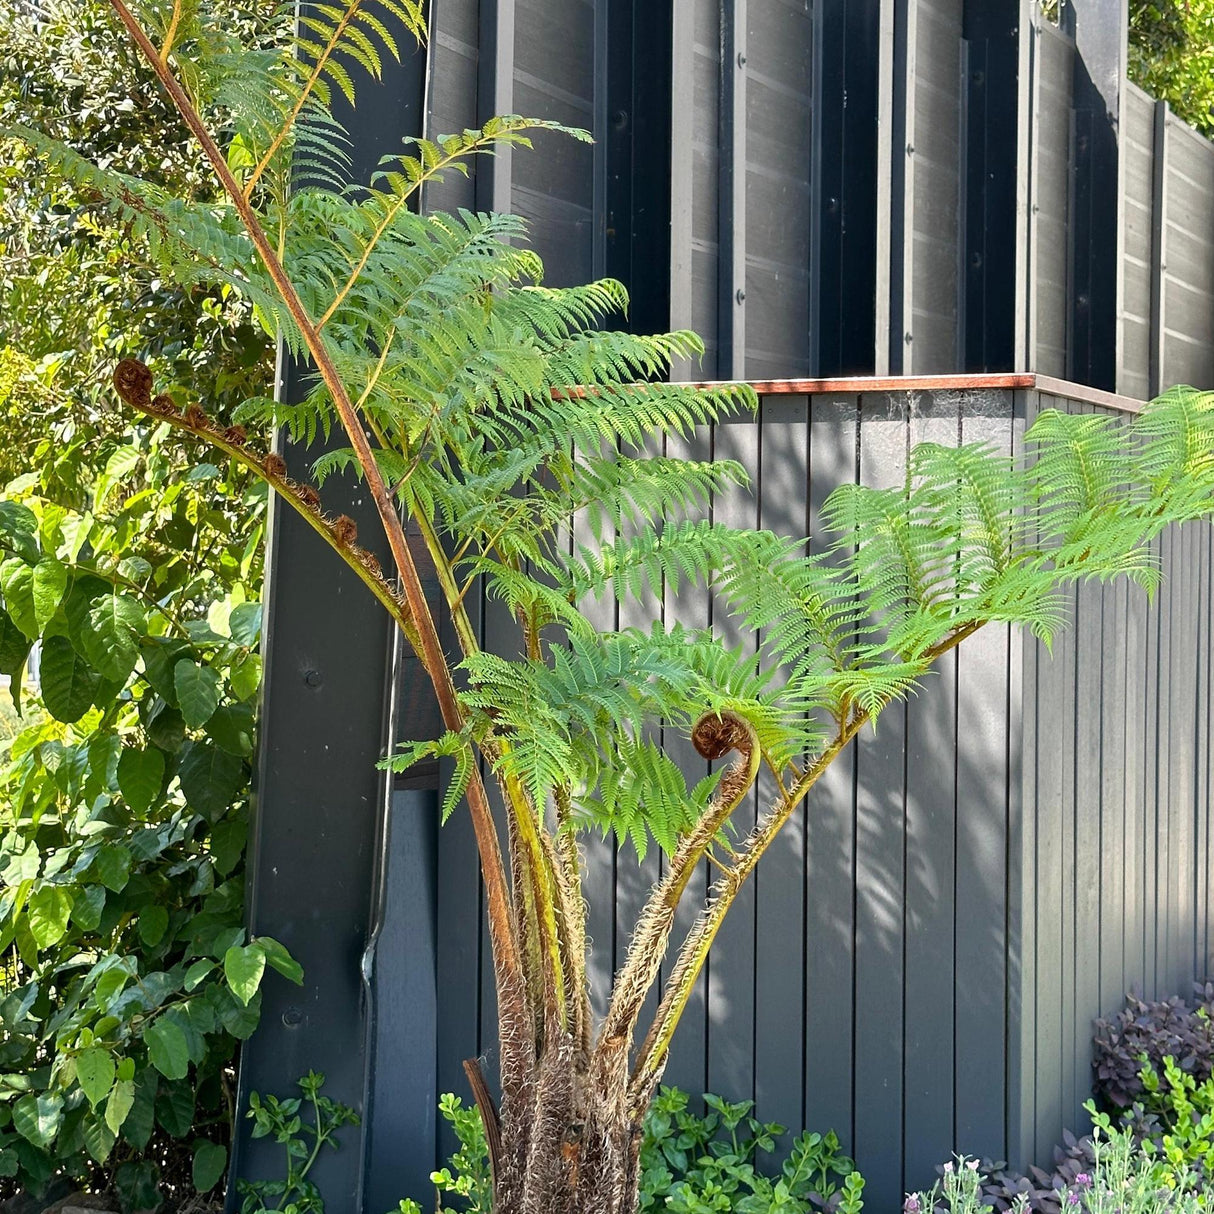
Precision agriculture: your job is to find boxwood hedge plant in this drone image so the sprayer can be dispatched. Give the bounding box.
[18,2,1214,1212]
[0,417,296,1209]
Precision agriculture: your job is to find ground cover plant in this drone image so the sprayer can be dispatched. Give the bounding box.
[17,3,1214,1212]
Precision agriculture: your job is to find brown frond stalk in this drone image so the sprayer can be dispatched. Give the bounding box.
[594,712,759,1083]
[111,359,414,645]
[628,622,985,1107]
[104,3,533,1058]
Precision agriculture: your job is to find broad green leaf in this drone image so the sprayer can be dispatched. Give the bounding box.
[229,651,261,701]
[39,634,102,723]
[71,884,106,931]
[121,1074,156,1150]
[144,1018,189,1080]
[13,1092,62,1149]
[95,445,142,510]
[95,965,132,1010]
[93,843,132,892]
[178,740,244,821]
[137,905,170,948]
[82,593,146,682]
[82,1112,117,1163]
[223,942,266,1006]
[156,1079,195,1137]
[184,959,214,991]
[0,501,38,562]
[1,559,37,638]
[115,1159,161,1211]
[228,601,262,647]
[117,746,165,816]
[145,701,186,753]
[0,836,39,884]
[0,1147,17,1179]
[27,885,72,948]
[105,1079,136,1135]
[174,659,221,727]
[31,558,68,630]
[0,609,31,675]
[140,637,189,702]
[213,985,260,1039]
[76,1047,116,1107]
[193,1140,227,1192]
[62,574,109,655]
[118,556,153,582]
[209,818,247,875]
[206,702,255,756]
[255,935,304,986]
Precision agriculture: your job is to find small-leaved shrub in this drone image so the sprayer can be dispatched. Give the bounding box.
[429,1092,492,1214]
[638,1088,861,1214]
[393,1087,861,1214]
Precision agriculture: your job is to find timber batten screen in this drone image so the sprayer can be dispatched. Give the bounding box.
[237,370,1214,1209]
[233,0,1214,1206]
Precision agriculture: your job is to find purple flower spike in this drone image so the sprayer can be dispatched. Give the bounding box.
[1075,1173,1092,1189]
[903,1196,921,1213]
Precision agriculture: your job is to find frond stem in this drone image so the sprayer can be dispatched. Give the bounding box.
[241,0,361,200]
[628,619,982,1107]
[314,135,506,331]
[594,712,759,1077]
[106,0,529,1064]
[159,0,183,62]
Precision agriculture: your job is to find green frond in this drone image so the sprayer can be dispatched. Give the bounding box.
[378,731,474,823]
[577,738,719,860]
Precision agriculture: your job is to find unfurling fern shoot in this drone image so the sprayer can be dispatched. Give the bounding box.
[23,3,1214,1212]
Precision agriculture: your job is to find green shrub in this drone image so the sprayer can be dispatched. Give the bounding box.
[391,1088,860,1214]
[638,1089,860,1214]
[1137,1055,1214,1181]
[0,424,294,1209]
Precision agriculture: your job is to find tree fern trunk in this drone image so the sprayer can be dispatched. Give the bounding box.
[489,1035,648,1214]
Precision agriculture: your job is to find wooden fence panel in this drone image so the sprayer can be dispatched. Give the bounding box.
[1160,116,1214,391]
[1028,21,1072,377]
[1118,84,1155,399]
[904,0,963,373]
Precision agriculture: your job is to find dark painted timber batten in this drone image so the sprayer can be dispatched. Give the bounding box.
[813,0,881,376]
[227,14,431,1209]
[1065,0,1127,390]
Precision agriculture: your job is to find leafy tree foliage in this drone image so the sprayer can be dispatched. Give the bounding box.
[17,3,1214,1213]
[1128,0,1214,137]
[0,0,274,495]
[0,7,292,1204]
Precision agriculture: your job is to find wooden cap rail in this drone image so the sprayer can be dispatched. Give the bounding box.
[691,372,1146,416]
